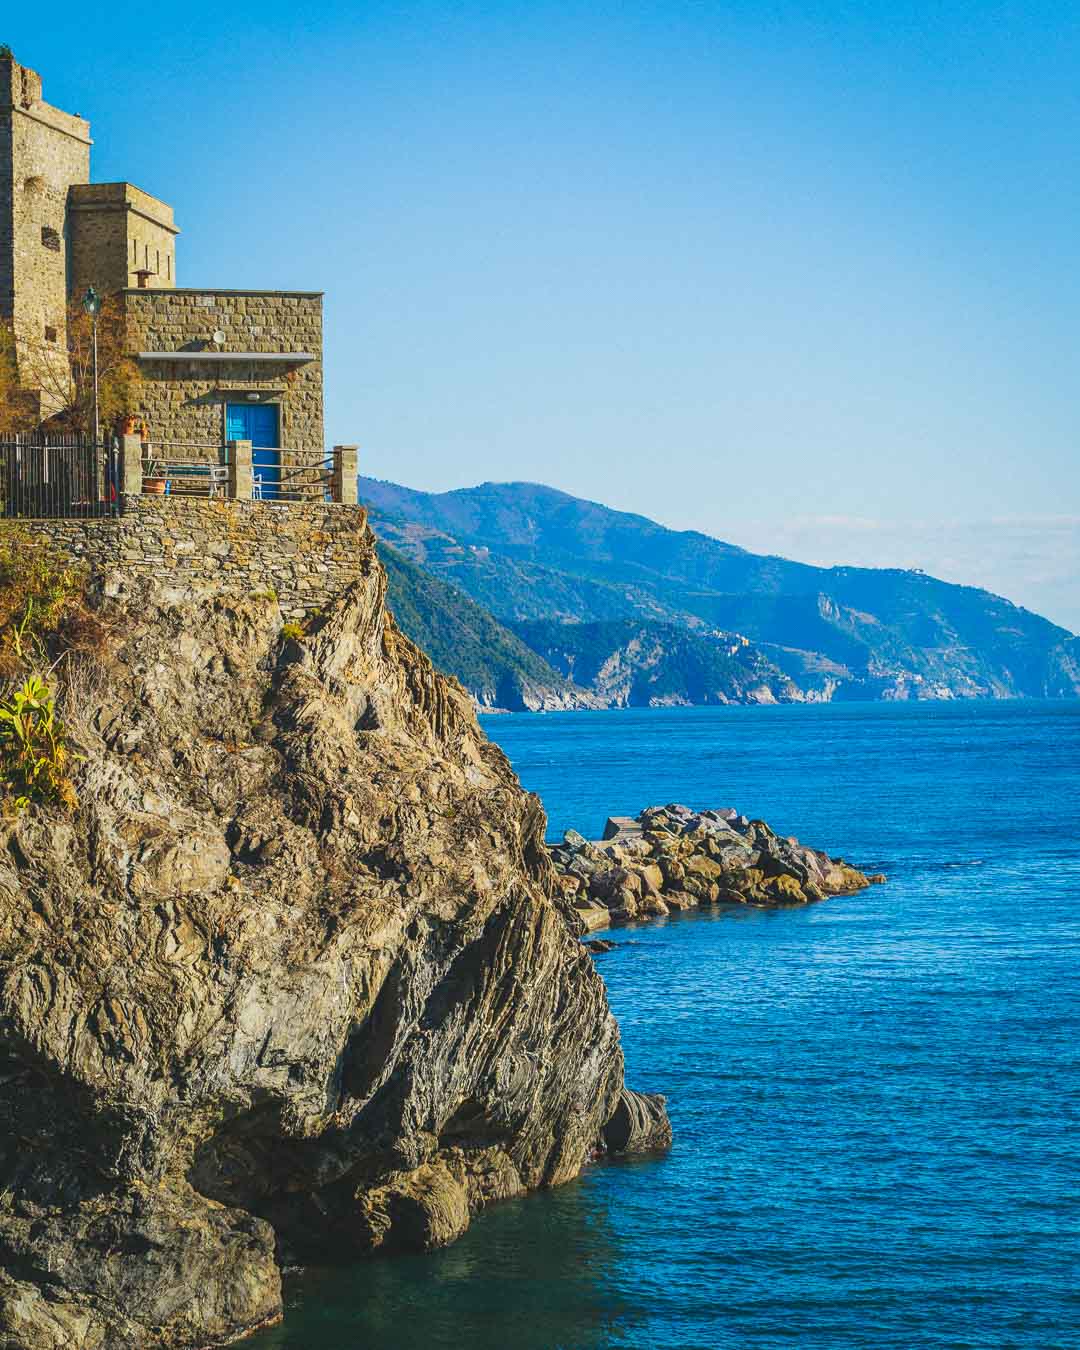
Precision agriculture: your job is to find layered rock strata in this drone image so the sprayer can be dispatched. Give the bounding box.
[553,804,880,932]
[0,543,669,1349]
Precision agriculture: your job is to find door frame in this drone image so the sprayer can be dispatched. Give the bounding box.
[226,401,280,498]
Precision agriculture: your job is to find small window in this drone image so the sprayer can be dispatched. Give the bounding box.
[132,239,138,263]
[144,243,149,268]
[155,249,160,274]
[44,325,57,343]
[166,254,171,280]
[41,225,60,251]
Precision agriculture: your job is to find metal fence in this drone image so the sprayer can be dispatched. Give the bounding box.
[0,434,120,520]
[141,441,229,499]
[255,447,332,502]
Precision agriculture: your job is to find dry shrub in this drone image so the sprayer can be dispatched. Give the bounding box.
[0,527,107,811]
[0,528,85,676]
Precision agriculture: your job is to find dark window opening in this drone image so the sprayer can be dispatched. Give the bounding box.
[44,325,57,343]
[41,225,60,251]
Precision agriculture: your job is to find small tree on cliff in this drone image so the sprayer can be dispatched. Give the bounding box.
[0,328,39,436]
[0,295,141,437]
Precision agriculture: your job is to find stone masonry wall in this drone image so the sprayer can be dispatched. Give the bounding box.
[69,182,178,297]
[22,496,369,619]
[124,289,324,456]
[0,57,91,412]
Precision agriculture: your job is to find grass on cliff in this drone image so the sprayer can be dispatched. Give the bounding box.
[0,528,101,676]
[0,527,102,812]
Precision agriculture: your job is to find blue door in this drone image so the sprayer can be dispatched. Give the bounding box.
[226,403,279,497]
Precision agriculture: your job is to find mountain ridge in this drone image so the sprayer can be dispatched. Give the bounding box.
[376,541,599,711]
[360,477,1080,705]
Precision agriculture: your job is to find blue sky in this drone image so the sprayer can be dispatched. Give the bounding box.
[10,2,1079,629]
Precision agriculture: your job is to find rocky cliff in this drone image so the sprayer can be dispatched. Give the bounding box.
[377,541,600,711]
[0,530,668,1348]
[510,619,801,707]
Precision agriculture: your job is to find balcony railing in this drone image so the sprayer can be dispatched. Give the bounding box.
[142,441,229,498]
[253,447,332,502]
[117,435,357,505]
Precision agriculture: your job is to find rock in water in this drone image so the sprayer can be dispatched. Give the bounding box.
[554,803,876,931]
[602,1087,673,1152]
[0,540,668,1349]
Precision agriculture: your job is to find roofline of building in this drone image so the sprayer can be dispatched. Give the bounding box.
[137,351,317,363]
[70,203,180,236]
[69,183,179,234]
[122,288,324,299]
[1,54,93,144]
[6,101,92,146]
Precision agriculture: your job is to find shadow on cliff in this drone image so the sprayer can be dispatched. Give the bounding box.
[0,525,670,1349]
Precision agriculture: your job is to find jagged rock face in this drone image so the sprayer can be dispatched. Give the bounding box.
[0,536,666,1348]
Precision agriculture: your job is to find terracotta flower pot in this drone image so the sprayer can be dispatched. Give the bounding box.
[143,477,167,495]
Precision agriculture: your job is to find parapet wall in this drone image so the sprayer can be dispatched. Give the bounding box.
[23,496,370,618]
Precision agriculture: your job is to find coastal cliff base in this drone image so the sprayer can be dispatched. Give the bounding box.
[0,534,668,1349]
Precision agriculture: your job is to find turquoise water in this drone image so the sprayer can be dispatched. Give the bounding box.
[251,701,1080,1349]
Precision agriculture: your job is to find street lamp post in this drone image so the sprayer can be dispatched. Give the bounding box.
[81,286,101,445]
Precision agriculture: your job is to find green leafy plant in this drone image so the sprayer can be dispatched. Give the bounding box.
[0,672,75,811]
[0,530,96,812]
[280,621,305,642]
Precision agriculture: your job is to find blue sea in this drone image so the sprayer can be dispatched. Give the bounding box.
[251,701,1080,1349]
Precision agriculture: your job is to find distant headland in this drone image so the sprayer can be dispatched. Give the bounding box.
[360,477,1080,712]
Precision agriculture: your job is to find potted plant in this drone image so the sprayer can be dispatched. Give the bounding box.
[143,454,168,495]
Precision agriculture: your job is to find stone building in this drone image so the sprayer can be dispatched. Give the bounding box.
[0,51,327,482]
[67,181,178,296]
[0,53,90,415]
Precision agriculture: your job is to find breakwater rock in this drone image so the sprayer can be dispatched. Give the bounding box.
[0,533,668,1349]
[552,804,879,932]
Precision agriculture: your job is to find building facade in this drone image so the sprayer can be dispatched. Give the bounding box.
[1,51,325,466]
[126,288,324,461]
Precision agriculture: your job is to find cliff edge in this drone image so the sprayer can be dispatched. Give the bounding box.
[0,527,669,1348]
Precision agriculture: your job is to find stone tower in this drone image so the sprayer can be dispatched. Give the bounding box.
[0,53,91,411]
[68,182,178,297]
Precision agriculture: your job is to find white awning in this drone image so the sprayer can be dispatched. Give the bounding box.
[137,351,316,363]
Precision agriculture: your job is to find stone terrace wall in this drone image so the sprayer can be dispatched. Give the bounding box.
[23,497,369,618]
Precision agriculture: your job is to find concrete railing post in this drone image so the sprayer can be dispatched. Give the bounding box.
[331,445,358,504]
[119,434,143,496]
[228,440,253,500]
